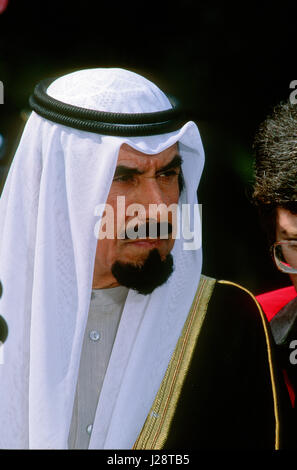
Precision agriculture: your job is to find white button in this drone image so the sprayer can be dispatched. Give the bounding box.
[89,330,100,341]
[86,424,93,435]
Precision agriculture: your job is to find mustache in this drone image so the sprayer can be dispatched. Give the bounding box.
[120,220,173,240]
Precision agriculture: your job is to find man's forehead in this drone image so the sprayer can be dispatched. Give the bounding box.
[117,142,179,167]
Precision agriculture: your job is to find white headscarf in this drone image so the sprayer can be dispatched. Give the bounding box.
[0,68,204,449]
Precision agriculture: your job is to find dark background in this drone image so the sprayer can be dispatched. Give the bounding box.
[0,0,296,294]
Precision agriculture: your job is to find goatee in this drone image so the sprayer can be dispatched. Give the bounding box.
[111,248,174,295]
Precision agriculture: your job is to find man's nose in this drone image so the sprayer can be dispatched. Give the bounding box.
[137,177,166,207]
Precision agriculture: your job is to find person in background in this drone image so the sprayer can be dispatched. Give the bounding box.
[252,100,297,410]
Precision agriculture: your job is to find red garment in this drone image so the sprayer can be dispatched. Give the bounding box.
[256,286,297,321]
[0,0,9,14]
[256,285,297,407]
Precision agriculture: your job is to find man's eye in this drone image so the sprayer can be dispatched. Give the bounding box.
[113,175,134,183]
[157,170,179,178]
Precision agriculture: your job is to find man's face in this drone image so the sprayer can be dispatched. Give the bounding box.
[92,142,182,290]
[276,207,297,290]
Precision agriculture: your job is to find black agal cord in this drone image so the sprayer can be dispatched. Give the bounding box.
[29,77,186,136]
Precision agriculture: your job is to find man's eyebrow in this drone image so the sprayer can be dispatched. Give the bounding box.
[156,155,183,174]
[113,165,143,178]
[113,154,183,178]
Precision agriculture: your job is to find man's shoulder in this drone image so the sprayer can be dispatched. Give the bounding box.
[193,275,272,362]
[199,274,266,328]
[170,275,285,449]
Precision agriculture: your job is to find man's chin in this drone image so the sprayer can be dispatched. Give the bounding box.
[111,248,174,295]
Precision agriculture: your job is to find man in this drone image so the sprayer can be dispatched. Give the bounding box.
[252,100,297,409]
[0,68,292,449]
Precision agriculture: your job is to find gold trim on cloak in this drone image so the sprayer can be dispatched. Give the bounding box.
[133,274,216,449]
[218,280,280,450]
[133,276,280,450]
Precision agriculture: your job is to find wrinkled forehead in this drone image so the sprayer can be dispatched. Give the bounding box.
[116,142,179,169]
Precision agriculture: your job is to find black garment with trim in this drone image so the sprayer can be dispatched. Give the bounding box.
[163,281,295,450]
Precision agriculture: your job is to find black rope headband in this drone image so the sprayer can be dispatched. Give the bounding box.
[29,77,186,136]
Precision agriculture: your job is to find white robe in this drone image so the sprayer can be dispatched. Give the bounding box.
[0,68,204,448]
